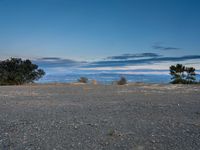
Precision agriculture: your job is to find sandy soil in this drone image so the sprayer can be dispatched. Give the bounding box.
[0,83,200,150]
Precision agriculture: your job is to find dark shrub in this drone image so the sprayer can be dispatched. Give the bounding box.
[170,64,197,84]
[0,58,45,85]
[78,77,88,83]
[117,77,127,85]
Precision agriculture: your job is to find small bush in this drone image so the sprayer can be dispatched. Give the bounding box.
[117,77,127,85]
[78,77,88,83]
[91,80,98,85]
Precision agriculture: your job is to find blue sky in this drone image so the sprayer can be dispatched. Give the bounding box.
[0,0,200,75]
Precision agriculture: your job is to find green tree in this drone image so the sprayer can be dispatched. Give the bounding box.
[0,58,45,85]
[170,64,196,84]
[185,67,196,84]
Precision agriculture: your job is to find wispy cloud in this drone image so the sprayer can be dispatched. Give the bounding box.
[106,53,161,60]
[33,54,200,76]
[85,55,200,68]
[39,57,63,61]
[152,44,180,51]
[33,57,87,68]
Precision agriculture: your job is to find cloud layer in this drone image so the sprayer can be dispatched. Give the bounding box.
[33,53,200,75]
[33,57,86,68]
[152,44,180,51]
[106,53,161,60]
[87,55,200,68]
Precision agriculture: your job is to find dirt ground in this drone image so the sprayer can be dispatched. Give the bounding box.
[0,83,200,150]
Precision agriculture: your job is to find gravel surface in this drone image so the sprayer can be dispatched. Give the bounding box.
[0,83,200,150]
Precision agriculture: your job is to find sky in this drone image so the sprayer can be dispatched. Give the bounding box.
[0,0,200,76]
